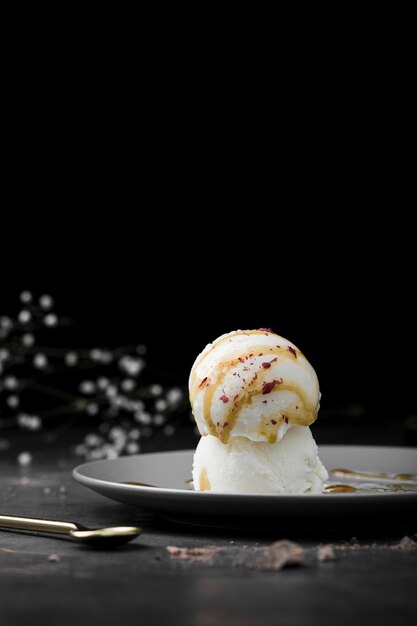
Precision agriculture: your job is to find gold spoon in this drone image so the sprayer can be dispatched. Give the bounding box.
[0,514,142,549]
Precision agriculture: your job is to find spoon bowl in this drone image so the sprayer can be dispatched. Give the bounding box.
[70,526,142,548]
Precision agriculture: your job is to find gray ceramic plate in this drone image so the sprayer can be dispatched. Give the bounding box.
[73,446,417,529]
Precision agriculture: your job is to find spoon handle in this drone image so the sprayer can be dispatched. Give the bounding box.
[0,514,78,535]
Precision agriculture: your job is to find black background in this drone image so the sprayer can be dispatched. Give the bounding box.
[1,22,416,626]
[2,26,415,423]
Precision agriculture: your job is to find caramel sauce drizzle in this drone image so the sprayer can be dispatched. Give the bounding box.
[324,482,412,494]
[192,343,316,443]
[193,330,282,368]
[331,469,417,483]
[325,468,417,494]
[324,484,358,493]
[201,362,232,437]
[199,468,211,491]
[190,331,302,394]
[124,481,159,488]
[123,474,415,494]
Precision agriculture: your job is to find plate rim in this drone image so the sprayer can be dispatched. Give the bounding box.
[73,445,417,500]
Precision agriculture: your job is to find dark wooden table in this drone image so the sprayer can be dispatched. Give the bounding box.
[1,435,417,626]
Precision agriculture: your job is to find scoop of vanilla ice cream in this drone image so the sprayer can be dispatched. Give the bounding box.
[192,425,328,494]
[189,329,320,444]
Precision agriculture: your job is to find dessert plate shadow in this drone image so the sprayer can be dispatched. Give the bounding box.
[73,446,417,531]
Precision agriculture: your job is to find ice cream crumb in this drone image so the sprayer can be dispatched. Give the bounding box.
[253,540,304,571]
[394,536,417,550]
[166,546,221,563]
[166,541,306,571]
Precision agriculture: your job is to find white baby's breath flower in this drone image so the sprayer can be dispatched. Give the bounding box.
[0,348,10,361]
[105,385,117,399]
[131,400,145,413]
[84,433,102,447]
[39,294,54,310]
[33,353,48,369]
[109,427,127,451]
[167,388,183,406]
[126,441,140,454]
[75,444,87,456]
[86,403,99,416]
[79,380,96,395]
[20,291,32,303]
[118,356,144,377]
[163,424,175,437]
[17,414,42,430]
[44,313,58,327]
[21,333,35,347]
[17,414,29,428]
[87,449,104,461]
[7,395,20,408]
[18,310,31,324]
[0,316,13,330]
[89,349,113,363]
[28,415,42,431]
[103,445,118,460]
[135,411,151,425]
[109,426,125,441]
[121,378,136,392]
[4,376,18,390]
[65,352,78,366]
[97,377,109,390]
[155,399,167,412]
[99,351,113,364]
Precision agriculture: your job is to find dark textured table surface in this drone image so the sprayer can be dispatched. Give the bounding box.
[1,436,417,626]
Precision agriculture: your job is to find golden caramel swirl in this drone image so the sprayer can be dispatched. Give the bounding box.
[189,330,320,444]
